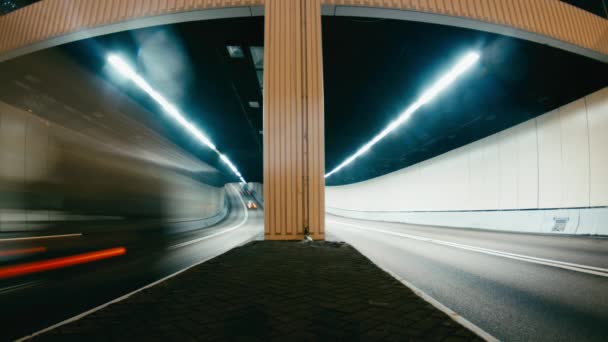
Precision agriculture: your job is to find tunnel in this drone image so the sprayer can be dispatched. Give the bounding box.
[0,1,607,341]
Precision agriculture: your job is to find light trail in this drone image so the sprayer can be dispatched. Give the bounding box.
[0,233,82,242]
[0,247,127,279]
[107,54,247,184]
[325,51,480,178]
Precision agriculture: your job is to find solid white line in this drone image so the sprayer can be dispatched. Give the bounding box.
[436,240,608,275]
[0,233,82,242]
[16,184,253,342]
[328,220,608,278]
[168,185,249,250]
[0,280,42,294]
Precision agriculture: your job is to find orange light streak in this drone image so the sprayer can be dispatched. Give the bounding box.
[0,247,126,279]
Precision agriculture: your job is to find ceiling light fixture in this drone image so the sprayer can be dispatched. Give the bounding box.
[108,54,247,183]
[226,45,244,58]
[325,51,480,179]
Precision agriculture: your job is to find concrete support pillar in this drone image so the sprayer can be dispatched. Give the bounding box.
[263,0,325,240]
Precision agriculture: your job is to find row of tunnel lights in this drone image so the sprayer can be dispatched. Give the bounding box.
[107,54,247,184]
[108,50,480,183]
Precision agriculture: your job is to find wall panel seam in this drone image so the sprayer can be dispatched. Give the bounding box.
[583,96,591,207]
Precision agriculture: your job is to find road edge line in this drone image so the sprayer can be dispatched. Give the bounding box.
[14,251,227,341]
[351,245,499,342]
[15,184,254,342]
[329,220,608,277]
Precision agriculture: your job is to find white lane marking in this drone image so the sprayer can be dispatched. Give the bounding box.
[16,184,255,342]
[0,280,42,294]
[434,239,608,274]
[168,184,249,250]
[0,233,82,242]
[328,220,608,278]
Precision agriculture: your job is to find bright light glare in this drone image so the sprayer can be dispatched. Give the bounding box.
[325,51,480,179]
[108,54,246,183]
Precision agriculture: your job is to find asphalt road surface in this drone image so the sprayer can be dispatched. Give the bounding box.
[3,195,606,341]
[326,214,608,342]
[0,184,263,341]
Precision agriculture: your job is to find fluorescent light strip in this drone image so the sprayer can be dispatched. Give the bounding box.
[108,54,246,183]
[325,51,480,179]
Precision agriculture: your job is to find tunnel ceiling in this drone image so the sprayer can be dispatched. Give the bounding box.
[0,16,265,183]
[323,16,608,185]
[0,15,607,185]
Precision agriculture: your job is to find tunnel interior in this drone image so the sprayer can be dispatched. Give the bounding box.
[322,16,608,185]
[0,3,607,341]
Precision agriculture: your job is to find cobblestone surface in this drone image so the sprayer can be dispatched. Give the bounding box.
[33,241,483,341]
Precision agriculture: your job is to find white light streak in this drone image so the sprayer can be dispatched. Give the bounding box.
[325,51,480,179]
[108,54,245,183]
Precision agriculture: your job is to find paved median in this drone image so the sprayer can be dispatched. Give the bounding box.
[29,241,481,341]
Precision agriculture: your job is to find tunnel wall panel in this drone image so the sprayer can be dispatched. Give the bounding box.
[469,136,497,210]
[560,98,590,207]
[516,120,539,209]
[537,109,562,208]
[497,128,519,210]
[326,87,608,235]
[587,88,608,206]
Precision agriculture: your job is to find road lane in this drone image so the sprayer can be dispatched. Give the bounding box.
[0,184,263,341]
[327,214,608,342]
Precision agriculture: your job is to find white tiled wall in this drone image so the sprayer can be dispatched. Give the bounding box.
[559,98,590,207]
[537,109,562,208]
[327,87,608,212]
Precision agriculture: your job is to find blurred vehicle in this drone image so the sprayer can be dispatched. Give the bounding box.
[247,201,257,210]
[0,100,229,232]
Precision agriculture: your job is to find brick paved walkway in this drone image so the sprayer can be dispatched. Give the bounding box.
[33,241,481,341]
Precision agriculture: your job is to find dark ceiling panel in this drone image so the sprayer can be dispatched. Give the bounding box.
[322,16,608,185]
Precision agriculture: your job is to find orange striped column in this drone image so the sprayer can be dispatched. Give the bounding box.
[263,0,325,240]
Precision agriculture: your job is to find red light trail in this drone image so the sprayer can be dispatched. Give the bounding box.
[0,247,126,279]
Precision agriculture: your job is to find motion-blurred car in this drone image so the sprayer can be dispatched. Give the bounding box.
[247,200,257,209]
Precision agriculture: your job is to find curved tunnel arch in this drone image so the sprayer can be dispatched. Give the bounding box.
[0,1,606,62]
